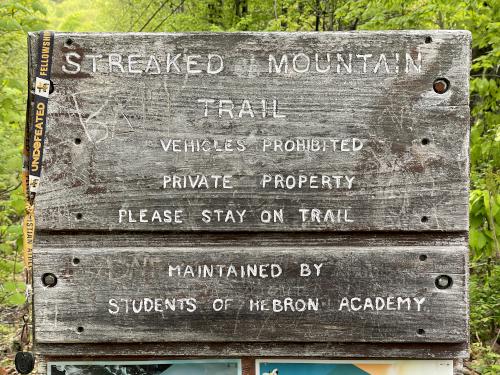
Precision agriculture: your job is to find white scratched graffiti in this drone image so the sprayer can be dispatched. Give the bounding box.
[71,90,135,144]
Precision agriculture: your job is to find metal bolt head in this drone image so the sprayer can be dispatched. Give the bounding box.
[435,275,453,289]
[41,273,57,287]
[433,78,449,94]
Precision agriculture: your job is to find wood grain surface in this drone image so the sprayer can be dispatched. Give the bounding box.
[34,342,469,359]
[33,245,467,344]
[28,31,471,359]
[29,31,471,232]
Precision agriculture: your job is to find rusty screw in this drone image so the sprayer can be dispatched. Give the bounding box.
[435,275,453,289]
[433,78,449,94]
[41,273,57,287]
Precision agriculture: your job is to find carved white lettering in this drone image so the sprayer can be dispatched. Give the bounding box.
[62,52,81,74]
[338,296,426,311]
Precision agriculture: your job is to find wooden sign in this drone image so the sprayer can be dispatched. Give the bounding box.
[34,245,467,343]
[28,30,470,360]
[31,31,470,232]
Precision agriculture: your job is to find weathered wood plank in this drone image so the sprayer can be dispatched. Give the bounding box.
[35,232,468,248]
[34,342,469,359]
[30,31,470,232]
[34,245,467,344]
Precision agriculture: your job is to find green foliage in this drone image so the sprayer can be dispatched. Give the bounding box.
[0,0,46,370]
[43,0,105,31]
[470,190,500,259]
[0,0,498,372]
[471,342,500,375]
[0,0,45,306]
[470,263,500,340]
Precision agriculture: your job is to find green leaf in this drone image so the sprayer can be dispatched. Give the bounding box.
[470,229,488,251]
[31,1,48,15]
[0,17,22,31]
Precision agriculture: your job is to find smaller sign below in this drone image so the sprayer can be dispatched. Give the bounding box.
[48,360,241,375]
[257,359,453,375]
